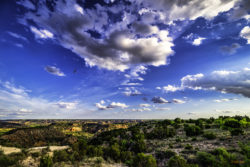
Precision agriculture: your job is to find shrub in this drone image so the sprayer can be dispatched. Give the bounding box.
[104,143,120,162]
[230,128,244,136]
[87,145,103,157]
[0,155,16,167]
[165,150,176,159]
[120,151,133,162]
[197,152,217,167]
[185,144,193,150]
[147,126,176,139]
[224,118,241,129]
[203,132,216,140]
[40,155,53,167]
[174,118,182,124]
[167,155,188,167]
[53,150,70,162]
[184,125,203,136]
[132,153,157,167]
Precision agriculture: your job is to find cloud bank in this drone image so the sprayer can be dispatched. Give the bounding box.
[181,68,250,98]
[17,0,243,71]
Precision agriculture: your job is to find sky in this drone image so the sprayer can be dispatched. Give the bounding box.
[0,0,250,119]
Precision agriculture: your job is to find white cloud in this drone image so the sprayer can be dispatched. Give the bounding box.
[18,1,175,71]
[7,31,28,42]
[159,85,182,93]
[108,102,128,109]
[181,68,250,98]
[130,107,151,112]
[44,66,65,77]
[172,99,186,104]
[122,87,142,96]
[18,0,243,72]
[30,26,53,39]
[96,101,128,110]
[240,26,250,44]
[192,37,206,46]
[19,108,32,113]
[138,0,238,23]
[74,4,84,14]
[139,103,150,107]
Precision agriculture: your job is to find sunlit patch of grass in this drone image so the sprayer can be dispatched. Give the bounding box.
[64,131,94,138]
[0,128,14,136]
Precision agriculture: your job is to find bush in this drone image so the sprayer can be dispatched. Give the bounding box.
[203,132,216,140]
[184,125,203,136]
[104,143,120,162]
[0,151,25,167]
[165,150,176,159]
[53,150,70,162]
[197,152,217,167]
[0,155,16,167]
[230,128,244,136]
[120,151,133,162]
[87,145,103,157]
[167,155,188,167]
[40,155,53,167]
[174,118,182,124]
[147,126,176,139]
[132,153,157,167]
[224,118,241,129]
[185,144,193,150]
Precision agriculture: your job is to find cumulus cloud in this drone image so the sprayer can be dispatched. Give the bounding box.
[44,66,65,77]
[151,96,169,104]
[96,100,128,110]
[181,68,250,98]
[220,43,241,55]
[18,1,174,71]
[122,87,142,96]
[157,85,182,93]
[139,0,238,22]
[17,0,244,72]
[230,0,250,20]
[122,65,147,85]
[240,26,250,44]
[192,37,206,46]
[183,33,206,46]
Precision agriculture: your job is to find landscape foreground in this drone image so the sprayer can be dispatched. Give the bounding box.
[0,116,249,167]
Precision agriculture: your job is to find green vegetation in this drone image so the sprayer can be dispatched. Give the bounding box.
[0,115,249,167]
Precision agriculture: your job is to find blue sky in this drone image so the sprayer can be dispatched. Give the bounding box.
[0,0,250,119]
